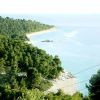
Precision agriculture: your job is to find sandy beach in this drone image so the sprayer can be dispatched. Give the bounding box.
[46,71,77,95]
[26,27,56,39]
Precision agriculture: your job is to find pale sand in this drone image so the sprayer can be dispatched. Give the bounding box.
[26,27,56,39]
[46,71,77,95]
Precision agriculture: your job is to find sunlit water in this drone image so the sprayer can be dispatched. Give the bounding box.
[2,14,100,95]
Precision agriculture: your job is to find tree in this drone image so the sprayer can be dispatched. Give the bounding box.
[83,96,90,100]
[86,70,100,100]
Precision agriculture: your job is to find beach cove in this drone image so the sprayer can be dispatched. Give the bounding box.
[26,15,100,95]
[26,27,78,95]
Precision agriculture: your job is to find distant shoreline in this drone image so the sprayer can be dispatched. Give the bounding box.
[26,27,56,39]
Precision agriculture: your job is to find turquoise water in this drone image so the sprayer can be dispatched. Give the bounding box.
[1,14,100,94]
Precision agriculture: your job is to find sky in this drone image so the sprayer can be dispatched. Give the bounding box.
[0,0,100,14]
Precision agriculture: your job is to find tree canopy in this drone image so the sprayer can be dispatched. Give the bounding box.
[0,35,63,99]
[0,16,53,39]
[87,70,100,100]
[44,90,83,100]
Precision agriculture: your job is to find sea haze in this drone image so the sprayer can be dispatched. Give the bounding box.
[2,14,100,94]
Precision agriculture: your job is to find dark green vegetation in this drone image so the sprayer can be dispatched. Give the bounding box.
[0,16,53,39]
[0,35,63,99]
[45,90,83,100]
[86,70,100,100]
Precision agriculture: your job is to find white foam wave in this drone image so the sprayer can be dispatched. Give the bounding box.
[64,30,78,38]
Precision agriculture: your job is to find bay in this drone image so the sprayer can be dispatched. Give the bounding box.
[2,14,100,94]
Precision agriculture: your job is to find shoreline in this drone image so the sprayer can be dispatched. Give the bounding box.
[26,27,56,39]
[46,71,77,95]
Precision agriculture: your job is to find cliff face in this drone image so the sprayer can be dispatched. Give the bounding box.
[47,71,77,95]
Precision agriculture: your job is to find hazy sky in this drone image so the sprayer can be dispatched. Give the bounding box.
[0,0,100,14]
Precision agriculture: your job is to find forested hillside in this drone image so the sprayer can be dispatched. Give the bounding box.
[0,35,63,99]
[0,16,53,39]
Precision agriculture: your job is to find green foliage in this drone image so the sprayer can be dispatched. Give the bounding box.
[37,80,52,91]
[0,35,63,99]
[86,70,100,100]
[72,92,83,100]
[22,89,44,100]
[0,16,53,40]
[0,36,63,79]
[0,84,27,100]
[44,90,84,100]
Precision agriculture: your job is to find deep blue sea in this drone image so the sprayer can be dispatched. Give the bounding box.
[2,14,100,95]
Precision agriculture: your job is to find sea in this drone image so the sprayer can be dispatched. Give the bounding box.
[1,14,100,95]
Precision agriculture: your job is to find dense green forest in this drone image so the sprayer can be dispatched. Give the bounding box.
[0,16,53,39]
[0,35,63,99]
